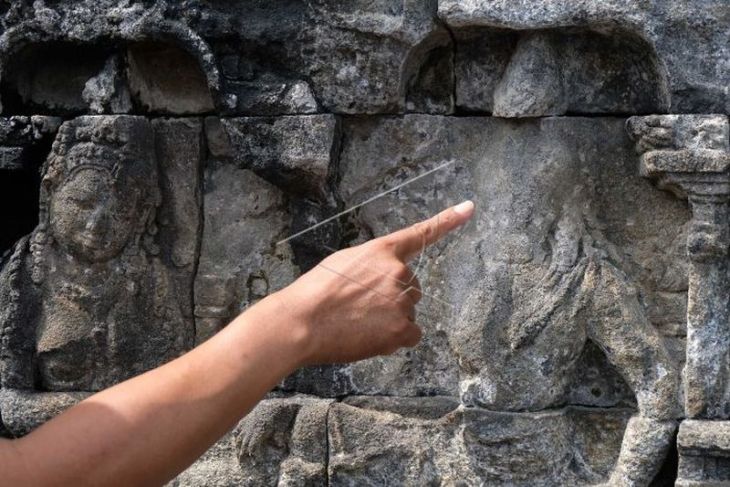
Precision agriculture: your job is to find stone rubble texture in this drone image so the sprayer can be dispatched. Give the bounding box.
[0,0,726,485]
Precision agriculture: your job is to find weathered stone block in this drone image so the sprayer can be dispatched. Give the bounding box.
[0,116,62,171]
[328,115,686,411]
[2,44,111,114]
[628,115,730,423]
[153,118,204,336]
[0,2,726,485]
[0,116,62,147]
[238,397,331,485]
[677,420,730,486]
[82,55,132,114]
[0,389,89,437]
[169,429,247,487]
[223,79,319,116]
[440,0,729,114]
[456,28,670,116]
[0,116,197,432]
[328,398,632,486]
[206,115,339,200]
[492,32,567,117]
[127,43,215,115]
[194,161,298,344]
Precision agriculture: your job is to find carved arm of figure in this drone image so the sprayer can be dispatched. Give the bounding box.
[584,260,681,486]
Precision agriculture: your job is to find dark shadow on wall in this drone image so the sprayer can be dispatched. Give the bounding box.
[0,40,215,116]
[0,128,56,256]
[0,166,39,255]
[650,431,679,486]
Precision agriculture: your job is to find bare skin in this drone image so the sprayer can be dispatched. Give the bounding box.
[0,201,475,487]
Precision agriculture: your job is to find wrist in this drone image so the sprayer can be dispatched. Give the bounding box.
[235,292,315,371]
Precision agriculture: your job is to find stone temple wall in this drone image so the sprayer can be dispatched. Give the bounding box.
[0,1,727,485]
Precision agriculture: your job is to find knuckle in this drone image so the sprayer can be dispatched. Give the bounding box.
[414,222,433,242]
[391,318,412,336]
[393,264,412,282]
[382,238,402,257]
[367,238,389,254]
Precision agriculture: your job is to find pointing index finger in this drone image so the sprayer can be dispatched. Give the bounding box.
[384,200,475,261]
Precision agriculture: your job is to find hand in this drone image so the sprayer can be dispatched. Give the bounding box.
[262,201,475,366]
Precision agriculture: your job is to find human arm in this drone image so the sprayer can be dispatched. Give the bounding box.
[0,201,474,487]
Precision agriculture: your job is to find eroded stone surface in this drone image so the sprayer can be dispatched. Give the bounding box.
[440,0,729,114]
[194,161,298,344]
[332,116,687,407]
[677,420,730,486]
[127,44,215,115]
[329,398,633,486]
[237,396,332,486]
[329,114,686,484]
[207,115,339,200]
[169,429,246,487]
[0,116,196,431]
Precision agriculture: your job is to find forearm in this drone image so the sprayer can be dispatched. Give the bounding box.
[0,202,473,486]
[6,295,305,487]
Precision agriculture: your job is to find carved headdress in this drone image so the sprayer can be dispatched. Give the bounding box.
[40,115,158,200]
[32,116,161,283]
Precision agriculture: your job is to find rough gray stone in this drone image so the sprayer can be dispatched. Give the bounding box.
[2,44,110,114]
[223,78,320,116]
[331,114,686,483]
[83,55,132,114]
[333,115,686,407]
[453,27,517,114]
[0,388,89,437]
[152,118,204,339]
[126,43,215,115]
[459,28,673,116]
[0,116,62,146]
[329,399,633,486]
[677,420,730,486]
[0,116,62,170]
[627,115,730,483]
[440,0,729,114]
[438,0,730,113]
[628,115,730,424]
[170,429,246,487]
[197,0,453,115]
[206,115,339,201]
[235,396,332,486]
[194,161,298,344]
[492,32,567,117]
[0,409,7,438]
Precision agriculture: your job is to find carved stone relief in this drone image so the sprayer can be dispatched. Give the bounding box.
[0,115,197,435]
[628,114,730,485]
[0,1,727,485]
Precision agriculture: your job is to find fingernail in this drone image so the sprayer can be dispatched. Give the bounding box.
[453,200,474,215]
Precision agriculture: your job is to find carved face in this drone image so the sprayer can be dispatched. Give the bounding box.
[49,166,139,263]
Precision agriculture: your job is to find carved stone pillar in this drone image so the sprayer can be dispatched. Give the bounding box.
[627,114,730,485]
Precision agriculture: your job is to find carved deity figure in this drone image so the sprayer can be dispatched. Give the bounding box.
[450,137,681,486]
[0,116,190,434]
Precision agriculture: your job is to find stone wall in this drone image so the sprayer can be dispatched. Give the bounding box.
[0,1,727,485]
